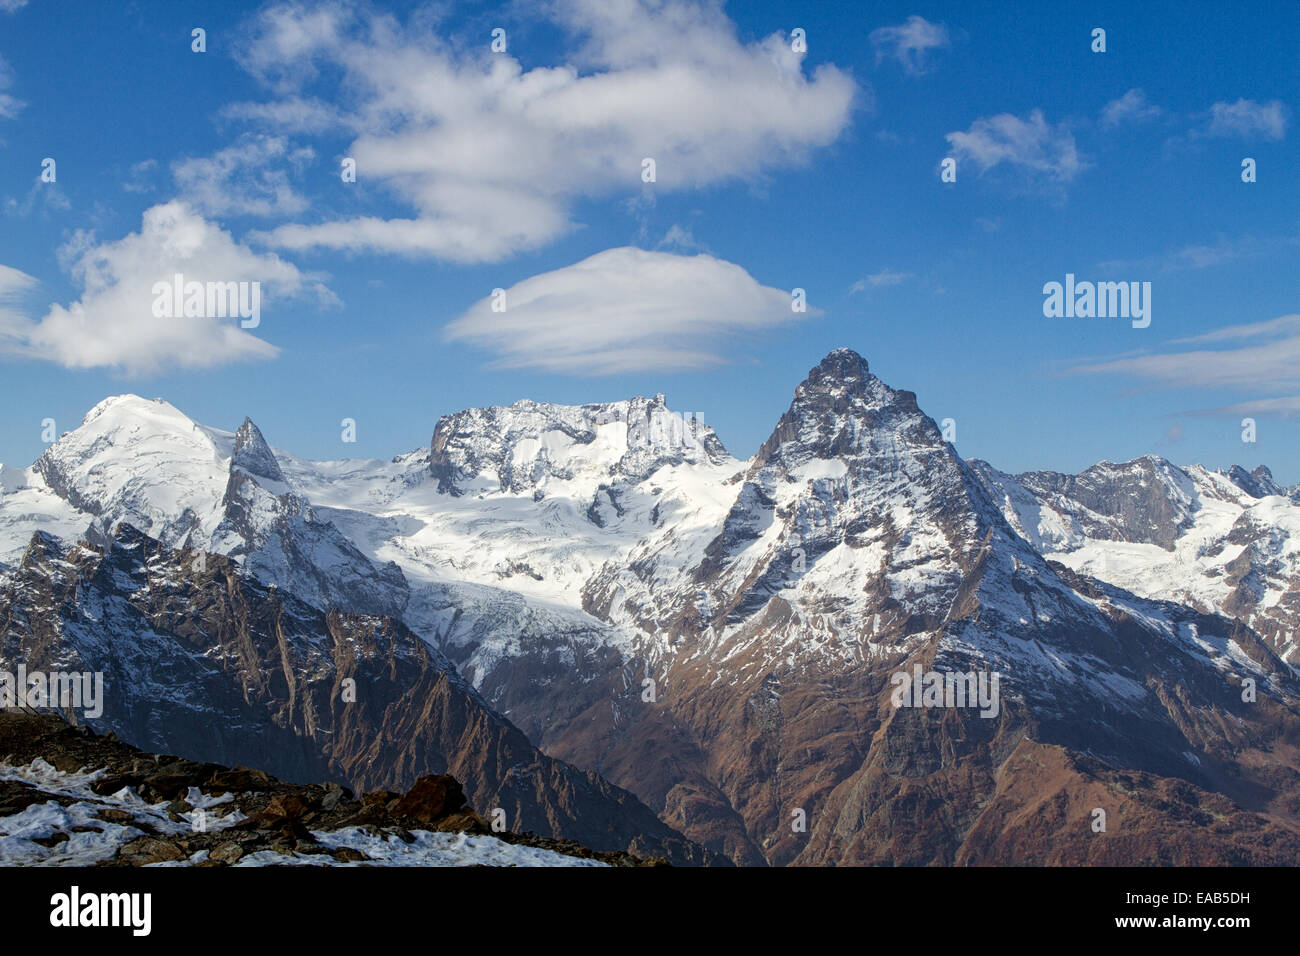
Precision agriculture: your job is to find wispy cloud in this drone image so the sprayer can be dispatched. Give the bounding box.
[945,109,1083,183]
[1204,98,1288,140]
[0,263,37,349]
[444,247,809,375]
[172,134,314,218]
[1100,89,1161,128]
[122,159,158,195]
[4,177,70,217]
[869,16,950,76]
[656,224,707,253]
[1170,313,1300,346]
[1191,396,1300,419]
[0,55,23,120]
[1071,313,1300,417]
[219,97,346,136]
[1098,232,1294,274]
[850,269,913,292]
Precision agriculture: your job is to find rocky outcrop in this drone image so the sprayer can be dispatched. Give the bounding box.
[0,712,662,866]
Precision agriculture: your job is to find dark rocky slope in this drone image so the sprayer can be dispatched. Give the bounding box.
[0,528,718,865]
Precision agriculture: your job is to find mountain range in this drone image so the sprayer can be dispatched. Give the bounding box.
[3,348,1300,865]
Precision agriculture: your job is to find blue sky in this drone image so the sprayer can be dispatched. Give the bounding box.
[0,0,1297,481]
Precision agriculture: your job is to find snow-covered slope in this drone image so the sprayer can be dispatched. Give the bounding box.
[0,759,604,867]
[0,391,752,705]
[0,396,407,617]
[276,395,747,683]
[973,457,1300,669]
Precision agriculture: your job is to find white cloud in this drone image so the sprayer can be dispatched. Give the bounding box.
[443,246,809,375]
[1170,313,1300,346]
[1100,89,1161,127]
[0,264,35,294]
[172,134,314,217]
[656,224,707,253]
[235,0,857,262]
[850,269,912,292]
[0,1,29,13]
[1205,98,1287,140]
[1098,232,1284,273]
[3,202,334,374]
[0,264,37,350]
[1073,314,1300,401]
[945,109,1083,182]
[219,96,346,135]
[0,55,23,119]
[869,16,950,76]
[122,159,158,195]
[1197,396,1300,419]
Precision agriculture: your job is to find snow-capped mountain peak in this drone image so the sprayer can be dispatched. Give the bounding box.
[23,393,232,550]
[752,347,942,474]
[429,394,731,497]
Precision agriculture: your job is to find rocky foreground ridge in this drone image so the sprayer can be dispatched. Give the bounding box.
[0,712,662,866]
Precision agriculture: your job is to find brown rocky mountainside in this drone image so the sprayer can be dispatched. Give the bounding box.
[0,527,719,866]
[448,351,1300,865]
[0,712,660,866]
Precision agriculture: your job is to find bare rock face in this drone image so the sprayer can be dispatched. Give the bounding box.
[807,732,1300,866]
[230,417,287,485]
[1225,464,1285,500]
[995,457,1198,551]
[0,527,718,866]
[213,423,411,621]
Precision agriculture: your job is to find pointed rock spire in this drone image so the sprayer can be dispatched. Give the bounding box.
[230,418,286,484]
